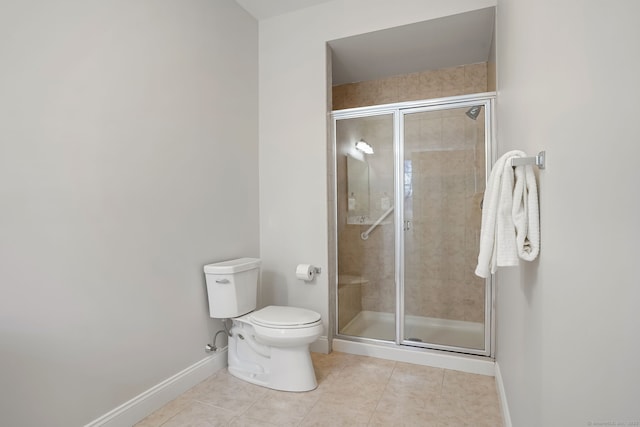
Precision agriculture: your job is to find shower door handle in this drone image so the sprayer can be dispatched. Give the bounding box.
[403,220,412,231]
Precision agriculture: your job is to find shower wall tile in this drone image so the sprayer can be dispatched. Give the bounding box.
[417,69,443,100]
[464,62,489,94]
[399,72,430,101]
[333,63,488,110]
[332,84,347,110]
[440,66,466,97]
[443,117,466,149]
[338,283,362,332]
[378,76,401,104]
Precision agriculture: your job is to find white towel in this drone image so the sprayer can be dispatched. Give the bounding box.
[475,151,540,278]
[513,159,540,261]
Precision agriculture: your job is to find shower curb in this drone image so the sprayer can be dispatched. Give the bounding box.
[332,338,494,376]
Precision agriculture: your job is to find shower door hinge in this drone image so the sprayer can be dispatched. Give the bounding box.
[403,220,412,231]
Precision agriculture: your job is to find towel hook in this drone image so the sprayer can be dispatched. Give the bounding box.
[511,151,545,169]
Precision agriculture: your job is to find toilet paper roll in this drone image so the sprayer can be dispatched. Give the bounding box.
[296,264,315,281]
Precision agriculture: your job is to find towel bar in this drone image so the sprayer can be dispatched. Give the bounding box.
[511,151,545,169]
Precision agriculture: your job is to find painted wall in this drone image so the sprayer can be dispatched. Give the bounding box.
[0,1,258,425]
[495,0,640,425]
[258,0,496,351]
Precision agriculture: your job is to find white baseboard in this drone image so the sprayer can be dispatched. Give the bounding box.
[494,362,512,427]
[309,335,329,354]
[85,349,228,427]
[332,338,495,376]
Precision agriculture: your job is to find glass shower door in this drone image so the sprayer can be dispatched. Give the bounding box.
[333,95,494,356]
[400,102,490,353]
[335,112,396,341]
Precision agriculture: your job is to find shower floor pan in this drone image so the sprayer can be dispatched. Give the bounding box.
[340,310,484,350]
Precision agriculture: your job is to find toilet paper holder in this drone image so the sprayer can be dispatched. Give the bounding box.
[296,264,322,281]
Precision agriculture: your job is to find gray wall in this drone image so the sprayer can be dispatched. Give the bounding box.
[0,1,258,425]
[496,0,640,425]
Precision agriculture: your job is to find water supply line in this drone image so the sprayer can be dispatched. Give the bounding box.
[205,329,228,352]
[205,319,232,352]
[360,206,394,240]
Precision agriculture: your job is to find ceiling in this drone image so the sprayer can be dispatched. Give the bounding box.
[233,2,495,87]
[330,8,496,85]
[234,0,333,20]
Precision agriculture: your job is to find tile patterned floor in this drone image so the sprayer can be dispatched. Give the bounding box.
[135,351,504,427]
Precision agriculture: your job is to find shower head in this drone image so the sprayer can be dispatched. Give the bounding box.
[465,105,482,120]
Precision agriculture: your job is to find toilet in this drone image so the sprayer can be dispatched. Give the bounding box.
[203,257,323,392]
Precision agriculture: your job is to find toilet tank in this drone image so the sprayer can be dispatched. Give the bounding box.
[203,257,261,319]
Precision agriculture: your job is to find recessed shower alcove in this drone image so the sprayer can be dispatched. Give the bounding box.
[327,7,497,363]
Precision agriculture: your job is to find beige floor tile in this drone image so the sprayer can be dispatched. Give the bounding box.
[438,393,503,427]
[311,350,352,367]
[228,414,286,426]
[136,352,504,427]
[341,353,396,374]
[184,369,268,415]
[161,401,236,427]
[388,362,445,396]
[378,382,441,412]
[300,399,372,426]
[335,356,396,393]
[369,407,440,427]
[320,372,387,409]
[312,352,349,391]
[244,388,322,426]
[442,370,497,397]
[370,390,440,426]
[134,394,195,426]
[439,370,503,426]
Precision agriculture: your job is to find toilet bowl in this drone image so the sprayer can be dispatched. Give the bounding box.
[229,305,322,391]
[247,305,323,346]
[203,258,323,392]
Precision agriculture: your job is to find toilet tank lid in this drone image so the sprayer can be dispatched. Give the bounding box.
[204,257,261,274]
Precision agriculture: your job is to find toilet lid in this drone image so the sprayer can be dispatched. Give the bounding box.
[250,305,321,328]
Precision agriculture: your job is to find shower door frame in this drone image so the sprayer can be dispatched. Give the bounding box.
[331,92,496,358]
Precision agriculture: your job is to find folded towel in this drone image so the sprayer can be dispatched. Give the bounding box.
[513,159,540,261]
[475,151,540,278]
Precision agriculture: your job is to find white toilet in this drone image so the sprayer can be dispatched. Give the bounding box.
[203,257,323,392]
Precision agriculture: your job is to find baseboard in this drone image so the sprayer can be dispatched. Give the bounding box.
[494,362,513,427]
[84,349,228,427]
[332,338,495,376]
[309,335,329,354]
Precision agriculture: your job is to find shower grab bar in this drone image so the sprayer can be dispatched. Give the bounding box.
[511,151,546,169]
[361,206,394,240]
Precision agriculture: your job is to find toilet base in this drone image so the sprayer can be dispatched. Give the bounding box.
[227,321,318,392]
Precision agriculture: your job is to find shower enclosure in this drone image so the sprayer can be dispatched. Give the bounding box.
[332,94,494,357]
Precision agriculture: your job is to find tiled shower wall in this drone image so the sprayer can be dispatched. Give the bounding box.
[335,63,489,329]
[333,63,488,110]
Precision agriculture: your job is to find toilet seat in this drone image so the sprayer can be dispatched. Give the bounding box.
[250,305,321,329]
